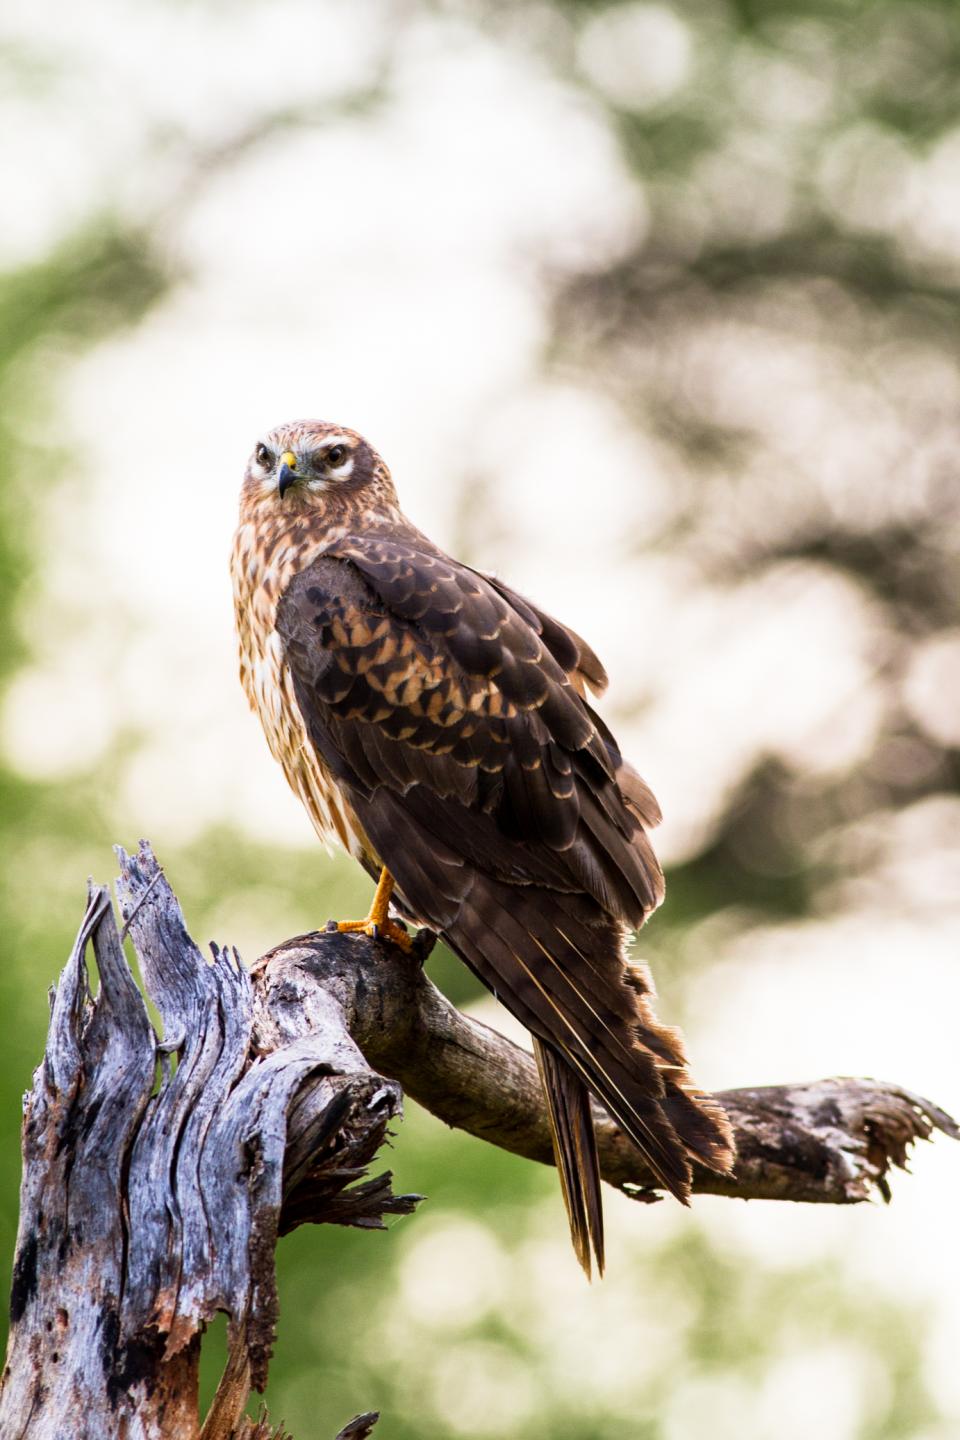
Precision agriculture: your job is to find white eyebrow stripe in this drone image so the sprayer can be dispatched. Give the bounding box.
[327,457,355,479]
[318,434,351,450]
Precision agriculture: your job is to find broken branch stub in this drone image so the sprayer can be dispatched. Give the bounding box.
[0,842,413,1440]
[2,840,957,1440]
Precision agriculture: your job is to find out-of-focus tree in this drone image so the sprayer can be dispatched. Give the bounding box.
[509,0,960,923]
[1,2,958,1437]
[0,222,169,1270]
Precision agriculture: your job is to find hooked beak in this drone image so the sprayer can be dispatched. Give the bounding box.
[277,450,298,498]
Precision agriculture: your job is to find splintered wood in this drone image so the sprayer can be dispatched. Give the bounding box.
[0,843,414,1440]
[1,841,955,1438]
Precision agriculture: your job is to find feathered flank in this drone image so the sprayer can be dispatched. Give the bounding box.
[232,418,736,1275]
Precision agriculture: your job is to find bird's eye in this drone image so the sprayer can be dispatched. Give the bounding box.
[326,445,346,467]
[255,443,272,468]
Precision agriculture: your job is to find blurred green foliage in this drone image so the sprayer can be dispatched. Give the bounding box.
[0,222,172,1294]
[2,1,959,1436]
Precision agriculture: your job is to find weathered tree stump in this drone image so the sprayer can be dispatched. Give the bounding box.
[1,841,956,1438]
[0,846,412,1440]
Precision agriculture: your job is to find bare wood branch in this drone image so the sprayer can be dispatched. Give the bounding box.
[2,841,956,1440]
[254,929,960,1208]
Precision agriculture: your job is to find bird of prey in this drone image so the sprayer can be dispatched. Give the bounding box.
[231,418,734,1275]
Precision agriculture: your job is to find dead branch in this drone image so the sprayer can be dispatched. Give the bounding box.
[255,929,959,1208]
[1,840,955,1439]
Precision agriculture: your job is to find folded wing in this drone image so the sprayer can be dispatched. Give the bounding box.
[276,531,734,1272]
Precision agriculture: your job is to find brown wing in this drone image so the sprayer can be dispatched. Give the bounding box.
[475,568,610,701]
[279,533,660,912]
[276,532,734,1270]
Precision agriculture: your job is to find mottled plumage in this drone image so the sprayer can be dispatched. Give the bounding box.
[231,419,734,1275]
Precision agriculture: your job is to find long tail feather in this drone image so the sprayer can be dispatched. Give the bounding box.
[451,882,735,1206]
[533,1037,605,1279]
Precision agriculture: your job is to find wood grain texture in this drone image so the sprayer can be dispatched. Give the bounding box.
[255,928,959,1207]
[2,842,956,1439]
[0,843,412,1440]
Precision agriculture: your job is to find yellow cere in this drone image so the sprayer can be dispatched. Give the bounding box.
[280,450,297,469]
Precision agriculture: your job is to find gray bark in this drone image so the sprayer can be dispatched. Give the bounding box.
[258,930,959,1206]
[0,846,412,1440]
[1,841,956,1439]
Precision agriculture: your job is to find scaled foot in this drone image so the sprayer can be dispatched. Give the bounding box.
[336,915,413,952]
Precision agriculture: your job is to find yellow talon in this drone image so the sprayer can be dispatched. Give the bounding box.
[336,867,413,952]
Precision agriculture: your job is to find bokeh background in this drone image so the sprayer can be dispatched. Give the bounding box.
[2,1,960,1436]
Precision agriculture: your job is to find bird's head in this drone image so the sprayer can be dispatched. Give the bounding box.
[239,419,398,521]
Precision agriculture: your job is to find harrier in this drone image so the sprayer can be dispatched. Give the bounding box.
[231,419,734,1275]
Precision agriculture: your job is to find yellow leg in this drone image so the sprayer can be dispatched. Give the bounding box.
[337,867,412,952]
